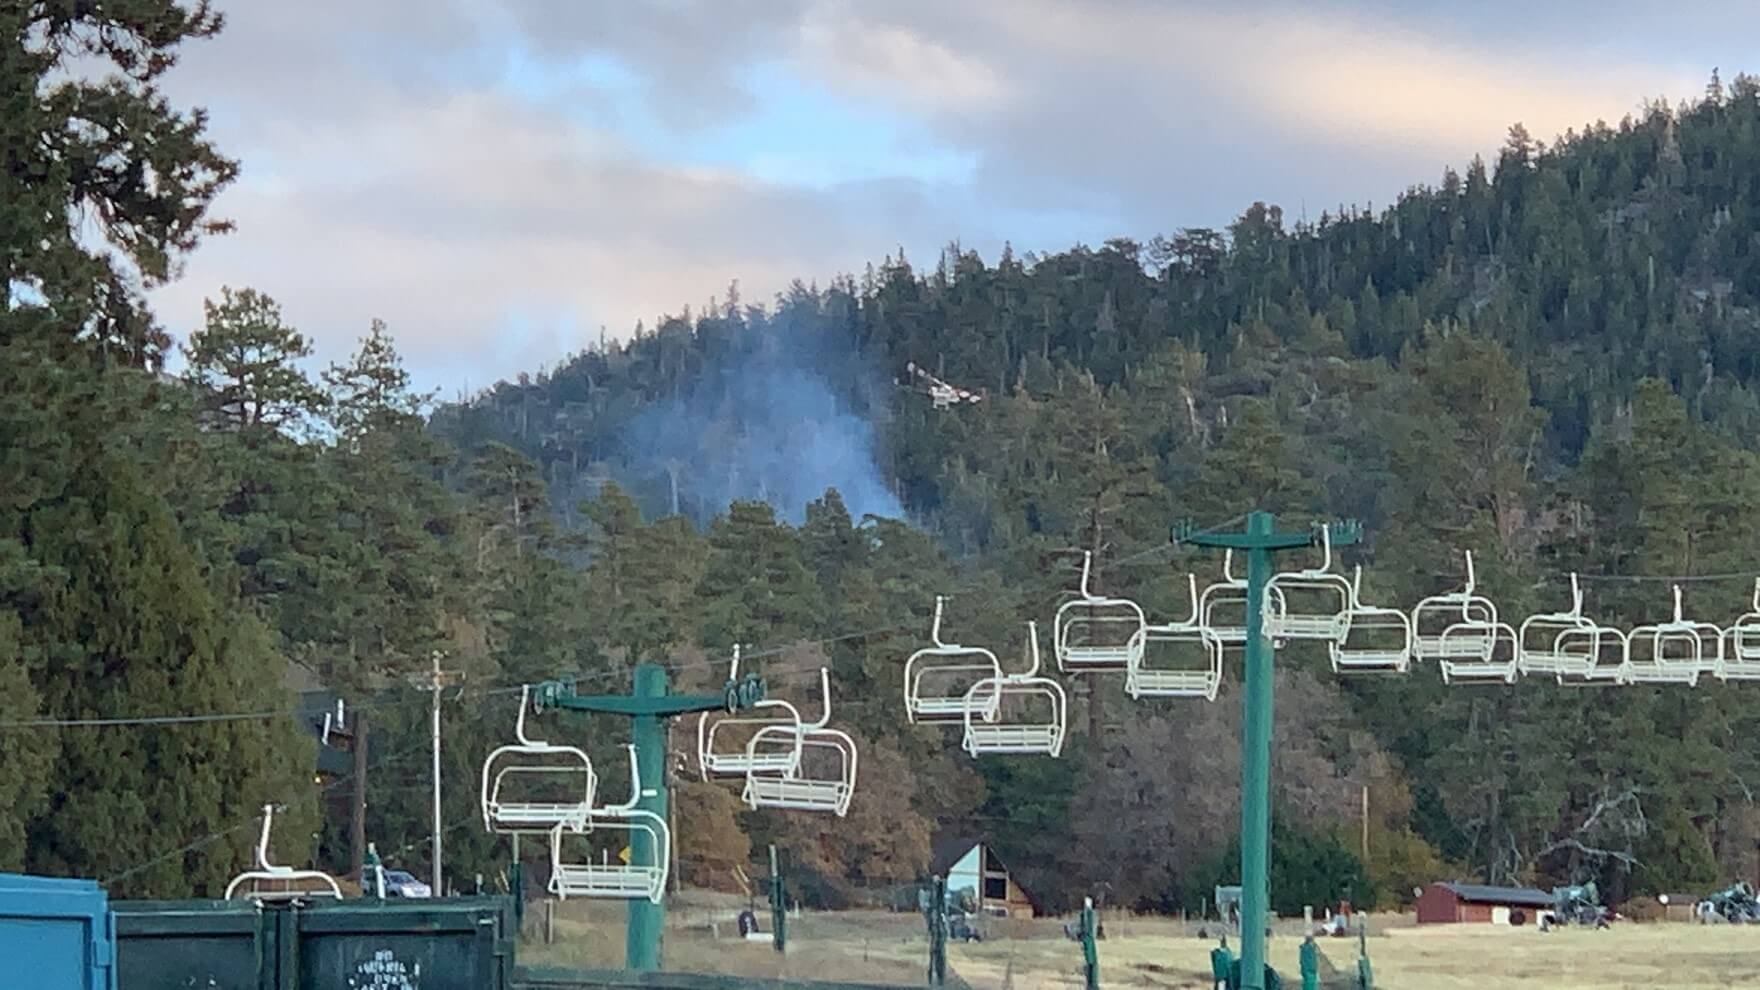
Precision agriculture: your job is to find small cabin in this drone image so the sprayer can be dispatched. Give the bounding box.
[932,837,1036,919]
[1416,882,1553,925]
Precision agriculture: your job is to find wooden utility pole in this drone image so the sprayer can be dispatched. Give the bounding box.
[1361,785,1370,863]
[416,651,463,894]
[351,710,369,880]
[1087,522,1105,743]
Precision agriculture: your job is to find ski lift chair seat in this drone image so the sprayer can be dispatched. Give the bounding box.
[1127,624,1224,699]
[549,744,670,903]
[962,624,1067,756]
[481,685,597,835]
[742,725,858,815]
[1127,573,1227,700]
[1627,586,1720,686]
[1329,607,1412,674]
[1264,527,1353,643]
[1553,624,1630,686]
[1436,619,1519,684]
[905,597,1003,723]
[1720,578,1760,681]
[548,814,670,904]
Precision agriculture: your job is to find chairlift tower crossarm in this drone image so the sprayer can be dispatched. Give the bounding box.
[534,665,767,972]
[1174,513,1364,990]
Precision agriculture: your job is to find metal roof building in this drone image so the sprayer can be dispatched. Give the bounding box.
[1416,882,1553,925]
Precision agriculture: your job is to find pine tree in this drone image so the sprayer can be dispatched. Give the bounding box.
[183,287,328,434]
[1,1,236,365]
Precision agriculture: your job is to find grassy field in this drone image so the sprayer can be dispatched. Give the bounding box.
[518,894,1760,988]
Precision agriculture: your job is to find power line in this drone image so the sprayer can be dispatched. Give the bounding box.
[102,714,437,889]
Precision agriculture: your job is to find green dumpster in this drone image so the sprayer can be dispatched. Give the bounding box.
[114,901,274,990]
[297,898,514,990]
[114,897,515,990]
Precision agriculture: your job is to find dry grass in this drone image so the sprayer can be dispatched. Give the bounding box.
[518,896,1760,988]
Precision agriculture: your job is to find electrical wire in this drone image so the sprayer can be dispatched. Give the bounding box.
[102,709,438,888]
[15,509,1249,728]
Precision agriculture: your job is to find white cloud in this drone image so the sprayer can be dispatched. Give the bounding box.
[145,0,1740,392]
[793,3,1013,114]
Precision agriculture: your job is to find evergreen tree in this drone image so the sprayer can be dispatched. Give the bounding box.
[2,0,236,364]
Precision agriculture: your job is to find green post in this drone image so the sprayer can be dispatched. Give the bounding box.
[626,663,668,972]
[1175,513,1362,990]
[769,844,787,954]
[510,833,524,932]
[1356,919,1373,990]
[925,875,947,987]
[1299,936,1319,990]
[364,841,384,899]
[1240,511,1275,990]
[1080,896,1100,990]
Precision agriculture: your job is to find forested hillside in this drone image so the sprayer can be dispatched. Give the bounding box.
[6,3,1760,914]
[434,74,1760,909]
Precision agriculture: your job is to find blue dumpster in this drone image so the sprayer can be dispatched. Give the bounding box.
[0,872,116,990]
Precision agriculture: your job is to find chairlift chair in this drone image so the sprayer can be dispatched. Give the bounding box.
[481,685,597,834]
[1329,566,1413,674]
[1436,619,1519,684]
[224,804,344,902]
[550,744,670,904]
[697,645,805,780]
[1719,578,1760,681]
[1626,585,1721,687]
[1410,551,1517,683]
[1553,623,1631,687]
[743,669,859,815]
[905,596,1002,724]
[1126,575,1225,700]
[1264,527,1353,643]
[963,621,1068,756]
[1053,551,1147,672]
[1518,574,1598,679]
[1198,550,1289,650]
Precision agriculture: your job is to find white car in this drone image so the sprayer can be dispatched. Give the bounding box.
[382,869,432,898]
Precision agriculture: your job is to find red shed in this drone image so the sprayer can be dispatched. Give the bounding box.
[1415,882,1554,925]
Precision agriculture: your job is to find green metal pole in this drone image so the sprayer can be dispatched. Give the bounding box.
[1080,897,1099,990]
[770,844,787,954]
[1240,511,1276,990]
[926,875,947,987]
[627,663,668,972]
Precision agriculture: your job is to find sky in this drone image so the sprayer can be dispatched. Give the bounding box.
[144,0,1750,396]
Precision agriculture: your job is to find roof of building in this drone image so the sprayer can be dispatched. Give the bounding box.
[1434,883,1554,907]
[930,835,982,875]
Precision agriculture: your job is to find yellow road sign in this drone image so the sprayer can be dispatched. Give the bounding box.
[618,846,631,864]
